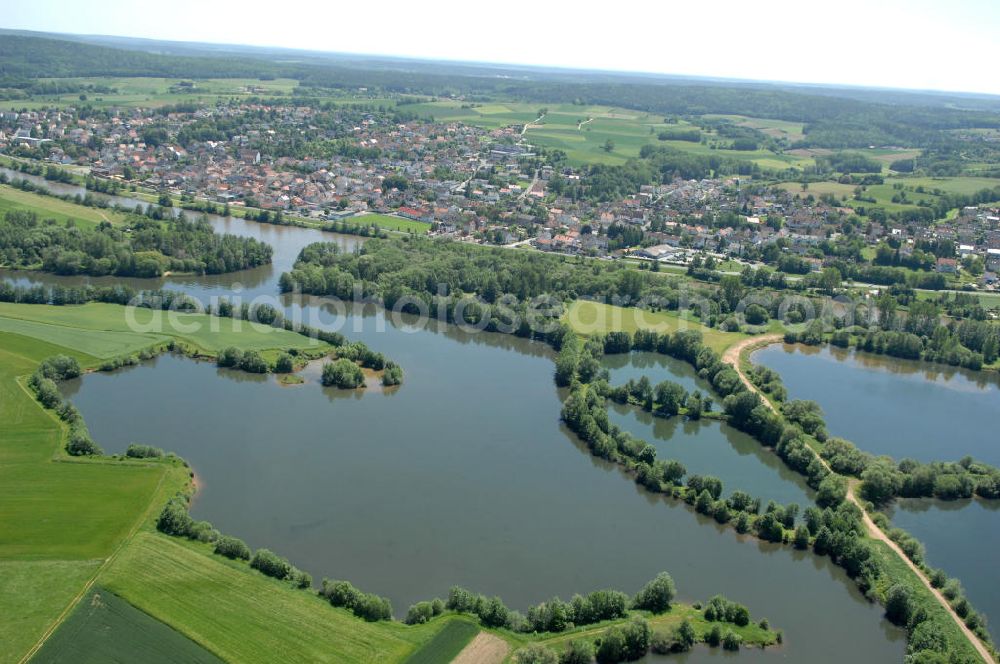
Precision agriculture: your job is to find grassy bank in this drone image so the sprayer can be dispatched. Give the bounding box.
[0,183,126,228]
[563,300,746,355]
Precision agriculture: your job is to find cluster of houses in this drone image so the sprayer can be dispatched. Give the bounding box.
[1,104,998,290]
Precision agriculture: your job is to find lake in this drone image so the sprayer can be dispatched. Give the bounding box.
[752,343,1000,466]
[886,498,1000,644]
[60,323,904,663]
[2,185,908,661]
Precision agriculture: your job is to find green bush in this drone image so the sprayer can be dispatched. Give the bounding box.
[214,536,251,560]
[322,358,365,388]
[250,549,291,580]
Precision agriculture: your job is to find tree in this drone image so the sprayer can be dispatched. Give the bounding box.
[654,381,686,417]
[633,572,675,613]
[67,428,102,456]
[793,524,810,549]
[275,353,294,373]
[382,363,404,386]
[514,644,559,664]
[560,640,594,664]
[816,474,848,507]
[214,536,251,560]
[676,619,696,651]
[250,549,291,580]
[603,139,615,153]
[596,627,625,664]
[884,584,913,626]
[722,630,742,651]
[622,617,651,660]
[322,358,365,388]
[239,350,268,374]
[860,464,900,505]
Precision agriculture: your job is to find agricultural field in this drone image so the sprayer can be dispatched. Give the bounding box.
[0,184,126,228]
[8,77,301,110]
[563,300,745,355]
[32,587,224,664]
[0,331,169,662]
[0,560,101,664]
[411,100,813,169]
[398,618,479,664]
[100,533,445,664]
[776,175,1000,213]
[703,114,806,142]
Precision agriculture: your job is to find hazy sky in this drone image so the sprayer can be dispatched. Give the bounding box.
[6,0,1000,95]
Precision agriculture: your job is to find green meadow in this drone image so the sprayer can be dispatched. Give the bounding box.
[0,302,324,356]
[563,300,745,355]
[0,184,127,228]
[10,77,301,110]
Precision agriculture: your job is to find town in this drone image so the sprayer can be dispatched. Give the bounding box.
[2,97,1000,294]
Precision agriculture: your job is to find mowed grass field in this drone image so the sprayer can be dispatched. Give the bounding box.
[32,587,223,664]
[100,533,445,664]
[0,184,126,229]
[563,300,745,355]
[0,302,325,356]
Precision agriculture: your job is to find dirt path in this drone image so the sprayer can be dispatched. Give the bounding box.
[451,632,509,664]
[723,335,996,663]
[520,113,545,136]
[850,481,995,663]
[722,334,783,408]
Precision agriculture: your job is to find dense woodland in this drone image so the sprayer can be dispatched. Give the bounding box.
[0,210,272,276]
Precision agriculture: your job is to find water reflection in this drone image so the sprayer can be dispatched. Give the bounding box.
[753,344,1000,465]
[886,498,1000,643]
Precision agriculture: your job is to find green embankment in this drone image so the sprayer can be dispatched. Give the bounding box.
[31,587,224,664]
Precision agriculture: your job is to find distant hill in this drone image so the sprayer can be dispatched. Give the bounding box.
[2,30,1000,150]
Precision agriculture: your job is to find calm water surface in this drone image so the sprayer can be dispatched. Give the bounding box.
[62,331,904,663]
[753,344,1000,465]
[886,499,1000,643]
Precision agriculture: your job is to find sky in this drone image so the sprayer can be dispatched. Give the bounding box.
[5,0,1000,95]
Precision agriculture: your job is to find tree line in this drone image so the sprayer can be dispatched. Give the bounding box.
[0,209,273,277]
